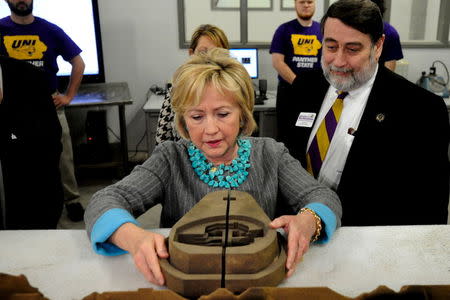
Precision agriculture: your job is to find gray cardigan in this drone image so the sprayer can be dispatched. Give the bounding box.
[85,137,342,236]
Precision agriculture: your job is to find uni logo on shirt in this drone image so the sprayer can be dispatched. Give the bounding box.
[3,35,47,60]
[291,34,321,56]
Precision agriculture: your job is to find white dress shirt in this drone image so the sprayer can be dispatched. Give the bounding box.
[307,65,379,190]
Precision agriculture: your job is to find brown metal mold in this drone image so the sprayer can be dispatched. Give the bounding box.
[160,190,287,298]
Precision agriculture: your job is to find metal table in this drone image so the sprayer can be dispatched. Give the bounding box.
[67,82,132,173]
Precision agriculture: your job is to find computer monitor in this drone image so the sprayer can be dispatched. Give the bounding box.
[229,48,258,79]
[0,0,105,85]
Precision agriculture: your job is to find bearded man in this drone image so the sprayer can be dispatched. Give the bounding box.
[0,0,86,223]
[283,0,449,226]
[270,0,322,144]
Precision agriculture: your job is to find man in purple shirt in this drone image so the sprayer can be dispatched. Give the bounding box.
[371,0,404,71]
[0,0,86,222]
[270,0,323,144]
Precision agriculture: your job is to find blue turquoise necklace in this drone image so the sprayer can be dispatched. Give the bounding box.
[188,139,251,189]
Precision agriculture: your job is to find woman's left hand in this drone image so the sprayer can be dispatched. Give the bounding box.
[269,211,318,277]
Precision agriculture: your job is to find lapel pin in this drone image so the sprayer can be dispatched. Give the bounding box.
[376,113,385,122]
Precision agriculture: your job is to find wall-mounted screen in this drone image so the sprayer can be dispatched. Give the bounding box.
[0,0,105,84]
[229,48,258,79]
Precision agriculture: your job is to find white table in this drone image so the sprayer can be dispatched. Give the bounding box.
[143,91,277,155]
[1,226,450,300]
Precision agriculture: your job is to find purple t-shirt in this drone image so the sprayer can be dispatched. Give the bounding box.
[0,16,82,90]
[270,19,322,83]
[380,22,403,64]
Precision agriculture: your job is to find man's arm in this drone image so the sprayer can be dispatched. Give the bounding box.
[384,60,396,71]
[272,53,296,84]
[53,55,85,108]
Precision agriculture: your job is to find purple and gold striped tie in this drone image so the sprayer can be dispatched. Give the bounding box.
[306,91,348,178]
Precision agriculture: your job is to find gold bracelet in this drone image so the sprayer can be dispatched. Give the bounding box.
[300,207,322,243]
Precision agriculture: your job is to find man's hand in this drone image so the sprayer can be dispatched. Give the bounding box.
[110,223,169,285]
[52,93,72,109]
[52,54,85,109]
[269,211,317,277]
[271,53,297,84]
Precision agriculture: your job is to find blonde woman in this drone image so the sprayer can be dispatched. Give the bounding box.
[85,48,342,286]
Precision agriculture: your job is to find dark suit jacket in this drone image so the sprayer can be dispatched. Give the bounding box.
[284,66,449,226]
[0,56,63,229]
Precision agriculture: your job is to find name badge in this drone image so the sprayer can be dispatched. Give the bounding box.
[296,112,316,127]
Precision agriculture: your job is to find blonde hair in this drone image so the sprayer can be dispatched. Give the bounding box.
[189,24,230,51]
[171,48,257,139]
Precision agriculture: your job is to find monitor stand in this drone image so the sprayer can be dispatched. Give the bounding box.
[255,79,267,105]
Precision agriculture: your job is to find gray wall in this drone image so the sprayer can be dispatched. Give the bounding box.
[97,0,450,152]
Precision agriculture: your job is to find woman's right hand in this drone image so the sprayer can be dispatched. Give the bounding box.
[109,222,169,285]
